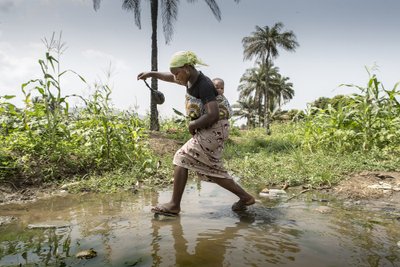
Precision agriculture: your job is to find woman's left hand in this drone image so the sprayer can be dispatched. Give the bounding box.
[188,121,197,135]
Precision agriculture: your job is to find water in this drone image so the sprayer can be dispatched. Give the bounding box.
[0,180,399,266]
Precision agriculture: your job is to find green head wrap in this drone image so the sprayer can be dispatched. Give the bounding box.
[169,51,208,68]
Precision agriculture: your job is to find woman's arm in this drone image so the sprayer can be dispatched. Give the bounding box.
[137,71,179,84]
[188,101,219,135]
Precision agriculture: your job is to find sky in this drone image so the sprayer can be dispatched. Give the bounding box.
[1,0,399,121]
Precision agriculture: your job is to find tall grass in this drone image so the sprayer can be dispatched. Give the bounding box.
[225,124,400,190]
[0,34,156,188]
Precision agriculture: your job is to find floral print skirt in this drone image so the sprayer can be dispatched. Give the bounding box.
[173,119,233,181]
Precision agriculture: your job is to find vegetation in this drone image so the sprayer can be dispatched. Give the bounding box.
[303,69,400,152]
[242,22,299,134]
[234,63,295,128]
[225,124,399,192]
[225,71,400,191]
[0,35,159,190]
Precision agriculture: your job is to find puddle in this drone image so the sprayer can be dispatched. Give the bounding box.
[0,179,399,266]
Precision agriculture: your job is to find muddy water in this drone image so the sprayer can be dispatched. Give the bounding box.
[1,180,400,267]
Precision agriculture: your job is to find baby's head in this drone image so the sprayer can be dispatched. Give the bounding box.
[212,78,224,95]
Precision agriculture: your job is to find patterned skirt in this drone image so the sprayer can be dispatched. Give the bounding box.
[173,119,233,181]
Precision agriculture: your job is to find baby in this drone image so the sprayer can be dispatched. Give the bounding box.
[212,77,232,120]
[212,77,224,96]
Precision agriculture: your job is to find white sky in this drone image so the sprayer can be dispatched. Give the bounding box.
[1,0,399,120]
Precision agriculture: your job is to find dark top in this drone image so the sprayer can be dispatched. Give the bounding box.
[186,72,218,104]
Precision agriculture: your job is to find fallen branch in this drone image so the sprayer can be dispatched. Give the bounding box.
[0,180,19,191]
[286,189,310,202]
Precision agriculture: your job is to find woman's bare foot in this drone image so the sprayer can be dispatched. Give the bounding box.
[231,196,256,211]
[151,203,180,216]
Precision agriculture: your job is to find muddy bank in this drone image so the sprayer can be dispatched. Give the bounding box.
[333,171,400,202]
[0,185,64,206]
[2,170,400,209]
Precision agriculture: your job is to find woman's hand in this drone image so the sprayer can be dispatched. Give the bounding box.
[137,71,177,84]
[188,101,219,135]
[188,121,197,135]
[137,72,152,80]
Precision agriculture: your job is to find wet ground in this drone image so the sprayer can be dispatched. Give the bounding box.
[1,179,400,267]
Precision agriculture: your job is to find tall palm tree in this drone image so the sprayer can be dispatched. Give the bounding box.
[237,63,294,127]
[237,64,266,126]
[242,22,298,134]
[92,0,225,130]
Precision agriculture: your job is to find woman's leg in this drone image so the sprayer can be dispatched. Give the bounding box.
[170,165,188,209]
[152,165,188,214]
[209,177,255,210]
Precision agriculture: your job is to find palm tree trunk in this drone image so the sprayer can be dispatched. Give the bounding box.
[264,57,271,135]
[150,0,160,131]
[256,88,263,127]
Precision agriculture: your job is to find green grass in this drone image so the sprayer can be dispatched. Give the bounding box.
[224,123,400,191]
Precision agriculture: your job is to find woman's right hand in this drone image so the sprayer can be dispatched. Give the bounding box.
[137,71,176,84]
[137,72,151,80]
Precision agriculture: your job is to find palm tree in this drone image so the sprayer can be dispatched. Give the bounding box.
[274,75,294,109]
[92,0,225,131]
[242,22,298,134]
[237,63,294,127]
[232,97,257,128]
[267,66,294,111]
[237,64,266,126]
[268,72,294,120]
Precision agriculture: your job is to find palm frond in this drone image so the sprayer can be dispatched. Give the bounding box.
[161,0,179,44]
[122,0,142,29]
[242,22,298,62]
[204,0,221,21]
[93,0,101,11]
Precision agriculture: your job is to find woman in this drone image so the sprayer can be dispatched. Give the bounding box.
[137,51,255,216]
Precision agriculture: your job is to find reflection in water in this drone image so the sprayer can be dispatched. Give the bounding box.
[0,180,400,266]
[0,225,72,266]
[152,212,250,266]
[149,209,303,267]
[327,206,400,266]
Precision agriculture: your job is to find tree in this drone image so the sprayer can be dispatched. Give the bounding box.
[231,97,257,128]
[237,64,266,126]
[268,68,294,111]
[236,63,294,127]
[242,22,299,134]
[92,0,226,131]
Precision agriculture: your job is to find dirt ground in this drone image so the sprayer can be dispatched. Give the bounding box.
[147,131,183,157]
[332,171,400,203]
[1,132,399,207]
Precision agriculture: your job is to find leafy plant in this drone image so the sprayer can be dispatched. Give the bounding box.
[160,108,191,141]
[302,69,400,153]
[0,33,157,188]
